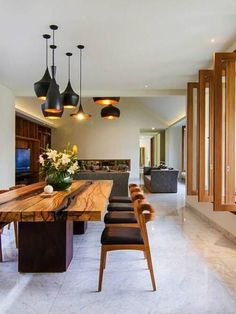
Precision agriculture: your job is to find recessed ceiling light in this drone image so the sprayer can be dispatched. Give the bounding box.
[152,127,155,130]
[145,84,149,88]
[210,38,216,43]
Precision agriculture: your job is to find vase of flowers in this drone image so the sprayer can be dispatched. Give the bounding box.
[39,146,79,191]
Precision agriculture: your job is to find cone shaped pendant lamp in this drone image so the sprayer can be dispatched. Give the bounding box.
[70,45,91,120]
[44,25,63,114]
[61,52,79,109]
[34,34,51,100]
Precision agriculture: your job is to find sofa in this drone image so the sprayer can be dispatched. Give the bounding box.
[74,171,130,197]
[143,167,179,193]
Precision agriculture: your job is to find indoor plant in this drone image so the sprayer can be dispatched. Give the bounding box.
[39,146,79,191]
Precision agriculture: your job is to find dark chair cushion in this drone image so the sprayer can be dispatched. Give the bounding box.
[109,196,132,203]
[107,203,134,212]
[104,212,137,224]
[101,227,143,245]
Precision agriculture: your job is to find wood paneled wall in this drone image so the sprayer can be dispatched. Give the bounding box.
[15,115,51,183]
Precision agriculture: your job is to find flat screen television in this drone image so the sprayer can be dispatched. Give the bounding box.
[16,148,31,174]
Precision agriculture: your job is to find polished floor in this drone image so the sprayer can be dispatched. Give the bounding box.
[0,183,236,314]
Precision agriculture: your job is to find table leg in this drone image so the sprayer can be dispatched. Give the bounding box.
[18,221,73,272]
[73,221,87,234]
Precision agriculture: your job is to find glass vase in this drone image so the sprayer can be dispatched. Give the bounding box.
[46,172,73,191]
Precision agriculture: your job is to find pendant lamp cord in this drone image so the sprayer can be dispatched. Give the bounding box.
[43,34,50,68]
[46,37,48,68]
[79,48,82,108]
[68,55,71,81]
[52,29,55,78]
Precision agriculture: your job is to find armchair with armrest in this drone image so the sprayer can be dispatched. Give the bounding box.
[144,169,179,193]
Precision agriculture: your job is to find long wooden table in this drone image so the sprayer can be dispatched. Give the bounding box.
[0,180,113,272]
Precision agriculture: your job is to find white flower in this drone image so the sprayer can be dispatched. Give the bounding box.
[39,155,45,166]
[46,149,58,161]
[60,153,71,165]
[68,162,79,174]
[54,161,60,169]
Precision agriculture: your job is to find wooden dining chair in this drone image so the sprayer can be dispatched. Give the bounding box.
[0,227,2,262]
[6,185,25,248]
[0,185,23,259]
[107,185,144,212]
[9,184,26,191]
[0,190,9,262]
[104,190,145,226]
[109,183,139,204]
[107,190,144,212]
[98,199,156,291]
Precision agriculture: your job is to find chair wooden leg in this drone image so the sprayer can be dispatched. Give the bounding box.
[13,222,18,249]
[145,248,156,291]
[0,233,3,262]
[98,246,106,292]
[103,251,107,270]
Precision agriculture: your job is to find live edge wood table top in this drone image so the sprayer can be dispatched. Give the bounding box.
[0,180,113,273]
[0,180,113,223]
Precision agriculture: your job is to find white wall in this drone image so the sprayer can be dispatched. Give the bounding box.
[52,98,166,179]
[165,124,182,170]
[0,84,15,189]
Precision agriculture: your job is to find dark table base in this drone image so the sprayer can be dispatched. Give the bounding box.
[18,221,73,273]
[73,221,87,234]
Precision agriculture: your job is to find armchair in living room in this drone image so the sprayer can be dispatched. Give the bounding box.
[143,168,179,193]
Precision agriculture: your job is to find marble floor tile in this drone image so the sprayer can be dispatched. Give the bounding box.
[0,182,236,314]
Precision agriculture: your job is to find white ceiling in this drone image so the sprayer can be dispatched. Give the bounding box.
[138,96,185,125]
[0,0,236,97]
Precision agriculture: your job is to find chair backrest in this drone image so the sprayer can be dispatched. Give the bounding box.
[0,190,9,231]
[0,190,9,194]
[128,183,138,189]
[9,184,26,191]
[129,186,141,194]
[133,199,155,247]
[130,191,145,201]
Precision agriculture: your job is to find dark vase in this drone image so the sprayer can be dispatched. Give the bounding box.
[46,173,73,191]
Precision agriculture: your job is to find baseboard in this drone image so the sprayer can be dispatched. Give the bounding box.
[186,202,236,245]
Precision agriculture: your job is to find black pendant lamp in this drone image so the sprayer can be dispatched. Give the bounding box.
[41,103,63,120]
[61,52,79,109]
[70,45,91,121]
[34,34,51,100]
[101,104,120,120]
[93,97,120,105]
[44,25,63,114]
